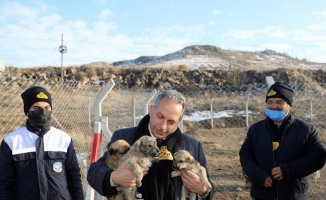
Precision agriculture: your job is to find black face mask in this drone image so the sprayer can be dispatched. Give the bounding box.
[28,109,52,128]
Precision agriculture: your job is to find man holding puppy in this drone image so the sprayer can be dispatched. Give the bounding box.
[87,90,215,199]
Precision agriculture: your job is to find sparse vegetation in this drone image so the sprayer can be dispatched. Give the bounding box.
[1,45,326,199]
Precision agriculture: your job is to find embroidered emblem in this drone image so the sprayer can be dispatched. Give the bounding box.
[157,146,173,160]
[53,162,63,173]
[36,92,48,99]
[273,142,279,151]
[267,89,276,97]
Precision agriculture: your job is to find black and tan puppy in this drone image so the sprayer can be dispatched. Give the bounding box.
[105,140,130,200]
[171,150,212,200]
[106,139,131,169]
[115,135,160,200]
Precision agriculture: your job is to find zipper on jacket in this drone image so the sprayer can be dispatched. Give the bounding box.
[270,129,279,200]
[273,125,290,200]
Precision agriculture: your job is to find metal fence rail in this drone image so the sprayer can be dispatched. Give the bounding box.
[1,76,325,199]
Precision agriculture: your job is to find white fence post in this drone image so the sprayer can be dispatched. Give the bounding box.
[143,89,157,115]
[85,79,115,200]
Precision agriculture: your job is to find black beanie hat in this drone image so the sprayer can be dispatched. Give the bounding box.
[21,86,52,114]
[265,82,294,106]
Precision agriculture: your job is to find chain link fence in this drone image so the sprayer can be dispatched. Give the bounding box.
[1,75,325,199]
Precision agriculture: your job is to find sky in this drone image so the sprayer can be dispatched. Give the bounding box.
[1,0,326,68]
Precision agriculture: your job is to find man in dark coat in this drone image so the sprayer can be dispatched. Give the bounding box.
[239,82,326,200]
[87,89,215,200]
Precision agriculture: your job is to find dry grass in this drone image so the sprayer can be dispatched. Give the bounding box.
[1,81,326,199]
[187,127,326,200]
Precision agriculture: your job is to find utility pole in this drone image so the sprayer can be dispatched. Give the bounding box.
[59,33,67,81]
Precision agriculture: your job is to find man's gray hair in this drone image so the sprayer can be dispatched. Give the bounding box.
[153,90,186,115]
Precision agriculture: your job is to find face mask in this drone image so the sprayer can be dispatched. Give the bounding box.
[265,109,286,122]
[28,109,52,128]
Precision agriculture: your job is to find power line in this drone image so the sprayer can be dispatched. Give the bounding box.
[1,35,323,49]
[0,35,58,41]
[0,35,185,45]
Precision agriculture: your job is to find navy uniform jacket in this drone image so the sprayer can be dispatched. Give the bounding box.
[239,114,326,199]
[0,126,84,200]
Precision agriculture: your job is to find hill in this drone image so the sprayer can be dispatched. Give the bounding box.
[1,45,326,93]
[112,45,325,70]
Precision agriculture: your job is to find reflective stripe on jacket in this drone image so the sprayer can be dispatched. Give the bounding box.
[0,126,84,200]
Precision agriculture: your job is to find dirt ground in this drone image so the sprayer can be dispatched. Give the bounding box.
[187,128,250,199]
[187,128,326,200]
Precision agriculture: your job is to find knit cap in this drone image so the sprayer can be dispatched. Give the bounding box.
[21,86,52,114]
[266,82,294,106]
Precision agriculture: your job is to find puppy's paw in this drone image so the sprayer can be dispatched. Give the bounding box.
[171,170,181,177]
[135,192,143,199]
[136,181,142,187]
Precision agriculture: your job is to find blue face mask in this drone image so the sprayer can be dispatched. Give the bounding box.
[265,109,286,122]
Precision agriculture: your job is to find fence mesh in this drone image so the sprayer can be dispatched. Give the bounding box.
[0,75,325,199]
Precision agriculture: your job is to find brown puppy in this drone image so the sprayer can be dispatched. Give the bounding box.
[171,150,212,200]
[106,139,131,169]
[116,135,160,200]
[105,140,130,200]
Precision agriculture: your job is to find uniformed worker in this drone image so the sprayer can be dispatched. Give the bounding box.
[0,86,84,200]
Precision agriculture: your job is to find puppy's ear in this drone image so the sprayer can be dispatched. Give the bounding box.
[133,140,141,149]
[186,156,194,164]
[109,148,117,155]
[123,146,130,154]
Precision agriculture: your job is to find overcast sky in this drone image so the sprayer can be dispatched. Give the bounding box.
[1,0,326,68]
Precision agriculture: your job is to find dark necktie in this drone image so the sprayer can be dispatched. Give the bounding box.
[156,138,163,145]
